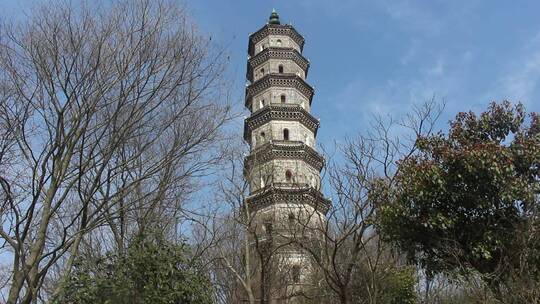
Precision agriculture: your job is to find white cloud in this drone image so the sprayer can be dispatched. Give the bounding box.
[326,48,479,138]
[426,59,445,76]
[497,33,540,105]
[375,0,443,36]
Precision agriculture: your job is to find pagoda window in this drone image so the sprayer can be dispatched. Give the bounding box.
[276,39,282,46]
[285,170,292,181]
[260,68,265,76]
[259,99,265,108]
[292,265,301,283]
[265,222,273,236]
[283,128,289,140]
[288,213,295,227]
[281,94,286,103]
[278,65,284,74]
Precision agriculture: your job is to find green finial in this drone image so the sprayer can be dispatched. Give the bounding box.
[268,9,280,25]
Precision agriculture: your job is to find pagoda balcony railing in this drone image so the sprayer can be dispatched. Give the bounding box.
[272,182,311,190]
[250,139,305,152]
[266,102,300,108]
[249,230,320,246]
[250,182,312,196]
[271,139,304,145]
[251,102,302,115]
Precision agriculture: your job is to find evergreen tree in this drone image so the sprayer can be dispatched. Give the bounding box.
[54,234,213,304]
[377,101,540,300]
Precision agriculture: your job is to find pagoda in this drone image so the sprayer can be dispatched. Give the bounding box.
[243,10,330,303]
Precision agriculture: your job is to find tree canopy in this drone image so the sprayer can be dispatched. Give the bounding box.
[378,101,540,293]
[53,233,213,304]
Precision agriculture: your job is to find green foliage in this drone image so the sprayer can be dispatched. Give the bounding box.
[53,235,213,304]
[339,259,417,304]
[378,101,540,281]
[381,266,417,304]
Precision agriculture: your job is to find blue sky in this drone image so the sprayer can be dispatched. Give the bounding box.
[183,0,540,146]
[1,0,539,290]
[4,0,540,145]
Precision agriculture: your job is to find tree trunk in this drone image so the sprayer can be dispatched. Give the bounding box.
[339,286,349,304]
[7,271,24,304]
[7,186,56,303]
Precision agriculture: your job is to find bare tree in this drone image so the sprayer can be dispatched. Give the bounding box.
[199,143,270,304]
[198,143,259,304]
[0,1,231,302]
[198,100,444,304]
[287,100,444,304]
[193,140,306,304]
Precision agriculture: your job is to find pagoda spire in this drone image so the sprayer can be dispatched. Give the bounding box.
[268,9,280,24]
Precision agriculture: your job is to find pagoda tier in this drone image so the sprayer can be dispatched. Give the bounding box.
[244,104,319,143]
[248,24,305,56]
[244,140,324,174]
[245,73,314,109]
[247,47,310,82]
[245,184,331,213]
